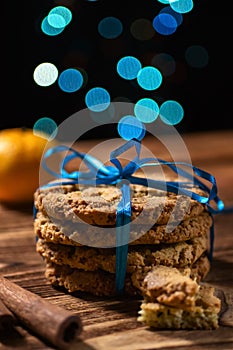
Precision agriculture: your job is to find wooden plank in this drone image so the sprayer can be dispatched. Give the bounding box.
[77,327,233,350]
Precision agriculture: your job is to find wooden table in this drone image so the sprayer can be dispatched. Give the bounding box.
[0,130,233,350]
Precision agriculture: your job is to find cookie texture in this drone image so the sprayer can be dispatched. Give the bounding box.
[43,253,210,297]
[36,235,208,274]
[45,262,138,297]
[138,265,199,308]
[138,284,221,330]
[34,211,212,247]
[34,183,208,226]
[131,253,210,291]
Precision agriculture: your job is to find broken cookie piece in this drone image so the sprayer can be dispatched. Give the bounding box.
[141,265,199,308]
[137,266,221,330]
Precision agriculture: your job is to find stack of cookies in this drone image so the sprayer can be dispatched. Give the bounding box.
[34,181,220,329]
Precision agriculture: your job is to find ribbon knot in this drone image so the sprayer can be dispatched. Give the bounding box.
[40,139,231,294]
[96,165,120,183]
[109,160,139,181]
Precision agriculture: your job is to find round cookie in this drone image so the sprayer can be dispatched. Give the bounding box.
[34,211,212,247]
[43,253,210,297]
[36,235,208,274]
[34,183,208,227]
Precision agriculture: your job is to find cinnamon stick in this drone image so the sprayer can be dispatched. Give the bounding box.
[0,298,16,330]
[0,276,82,349]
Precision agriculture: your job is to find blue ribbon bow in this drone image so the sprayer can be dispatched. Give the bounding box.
[40,139,229,294]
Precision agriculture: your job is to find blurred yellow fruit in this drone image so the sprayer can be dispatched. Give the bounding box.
[0,128,51,204]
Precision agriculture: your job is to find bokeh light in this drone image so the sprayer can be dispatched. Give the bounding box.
[58,68,84,92]
[159,100,184,125]
[33,117,58,140]
[137,66,163,90]
[35,0,193,135]
[41,16,65,36]
[185,45,209,68]
[41,6,72,36]
[48,6,72,26]
[117,115,146,141]
[47,14,66,29]
[130,18,155,40]
[170,0,194,14]
[33,62,59,87]
[153,13,178,35]
[117,56,142,80]
[151,53,176,77]
[98,17,123,39]
[85,87,111,112]
[160,6,183,26]
[134,98,159,123]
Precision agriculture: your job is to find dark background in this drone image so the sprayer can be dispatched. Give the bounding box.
[4,0,233,138]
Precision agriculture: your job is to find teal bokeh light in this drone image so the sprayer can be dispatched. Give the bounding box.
[137,66,163,90]
[159,100,184,125]
[169,0,194,14]
[117,56,142,80]
[157,0,170,3]
[49,6,72,26]
[47,14,66,29]
[85,87,111,112]
[98,17,123,39]
[33,117,58,140]
[41,16,65,36]
[58,68,84,93]
[41,6,72,36]
[134,98,159,123]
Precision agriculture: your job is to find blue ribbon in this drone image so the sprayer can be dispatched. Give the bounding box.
[40,139,230,294]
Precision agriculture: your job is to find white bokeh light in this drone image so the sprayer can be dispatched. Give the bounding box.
[33,62,59,87]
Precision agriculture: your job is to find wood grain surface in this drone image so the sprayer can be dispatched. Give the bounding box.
[0,130,233,350]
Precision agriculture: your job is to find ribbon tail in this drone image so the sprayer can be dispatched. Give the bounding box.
[115,183,131,295]
[115,223,130,295]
